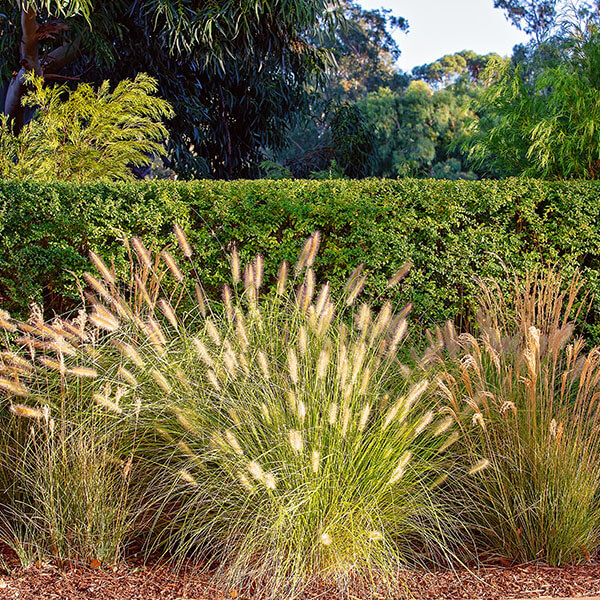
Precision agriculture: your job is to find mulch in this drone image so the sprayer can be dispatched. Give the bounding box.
[1,550,600,600]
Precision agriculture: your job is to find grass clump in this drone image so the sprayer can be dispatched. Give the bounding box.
[0,309,141,567]
[0,229,461,597]
[432,270,600,565]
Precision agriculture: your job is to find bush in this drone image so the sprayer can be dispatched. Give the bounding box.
[431,270,600,564]
[1,179,600,342]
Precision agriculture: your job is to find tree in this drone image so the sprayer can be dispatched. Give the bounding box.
[412,51,505,87]
[466,29,600,178]
[0,73,174,181]
[322,0,409,102]
[494,0,559,43]
[0,1,340,179]
[357,80,478,179]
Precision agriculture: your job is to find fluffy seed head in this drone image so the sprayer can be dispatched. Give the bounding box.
[225,430,244,455]
[387,262,412,287]
[257,351,270,379]
[390,451,412,484]
[288,429,303,453]
[161,249,184,283]
[90,251,116,284]
[358,403,371,431]
[316,347,330,379]
[151,369,172,394]
[68,366,98,379]
[328,403,338,425]
[311,449,320,473]
[9,404,43,419]
[174,224,193,258]
[113,340,144,368]
[468,458,490,476]
[230,246,241,285]
[296,399,307,422]
[414,410,434,435]
[277,261,289,296]
[132,237,153,269]
[194,282,207,317]
[193,338,214,368]
[158,299,179,329]
[288,348,299,384]
[320,532,333,546]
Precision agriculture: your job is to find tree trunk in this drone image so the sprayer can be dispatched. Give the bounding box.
[3,8,80,133]
[4,8,41,133]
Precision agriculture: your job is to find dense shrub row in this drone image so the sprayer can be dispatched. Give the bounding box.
[1,179,600,338]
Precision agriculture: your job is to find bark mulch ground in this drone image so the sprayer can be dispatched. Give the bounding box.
[1,552,600,600]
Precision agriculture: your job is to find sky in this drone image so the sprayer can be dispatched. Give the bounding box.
[358,0,531,72]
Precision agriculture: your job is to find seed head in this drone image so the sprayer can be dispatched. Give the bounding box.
[316,347,330,379]
[328,403,338,426]
[225,430,244,455]
[151,369,172,394]
[414,410,434,435]
[390,451,412,484]
[174,225,193,258]
[288,429,304,453]
[387,262,412,287]
[358,403,371,431]
[9,404,43,419]
[68,366,98,379]
[468,458,490,476]
[288,348,299,384]
[132,237,153,269]
[311,449,320,473]
[90,251,116,284]
[194,282,207,317]
[230,246,241,285]
[193,338,214,368]
[161,250,184,283]
[158,299,179,329]
[320,532,333,546]
[276,261,289,296]
[257,351,270,379]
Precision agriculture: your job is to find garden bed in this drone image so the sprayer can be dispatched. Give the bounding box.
[2,552,600,600]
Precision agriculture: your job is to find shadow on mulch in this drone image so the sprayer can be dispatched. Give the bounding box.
[1,546,600,600]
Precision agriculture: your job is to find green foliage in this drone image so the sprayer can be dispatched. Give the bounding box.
[0,73,174,181]
[357,82,477,178]
[412,51,506,87]
[434,270,600,564]
[467,28,600,179]
[0,0,340,179]
[1,179,600,341]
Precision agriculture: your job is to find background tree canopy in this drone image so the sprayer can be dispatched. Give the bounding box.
[2,0,600,181]
[0,0,340,179]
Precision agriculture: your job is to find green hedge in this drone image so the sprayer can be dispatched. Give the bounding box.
[1,179,600,338]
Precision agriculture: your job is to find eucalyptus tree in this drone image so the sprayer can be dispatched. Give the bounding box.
[0,0,340,178]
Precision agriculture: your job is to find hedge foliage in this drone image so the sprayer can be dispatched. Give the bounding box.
[1,179,599,338]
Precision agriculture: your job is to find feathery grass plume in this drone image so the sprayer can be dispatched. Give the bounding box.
[254,255,264,290]
[230,246,241,286]
[90,251,116,285]
[158,299,179,330]
[194,282,207,317]
[9,404,44,419]
[0,377,29,397]
[434,267,600,566]
[222,285,234,322]
[387,262,412,288]
[131,237,153,270]
[174,224,192,258]
[0,226,458,597]
[161,249,184,283]
[276,260,289,296]
[67,366,98,379]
